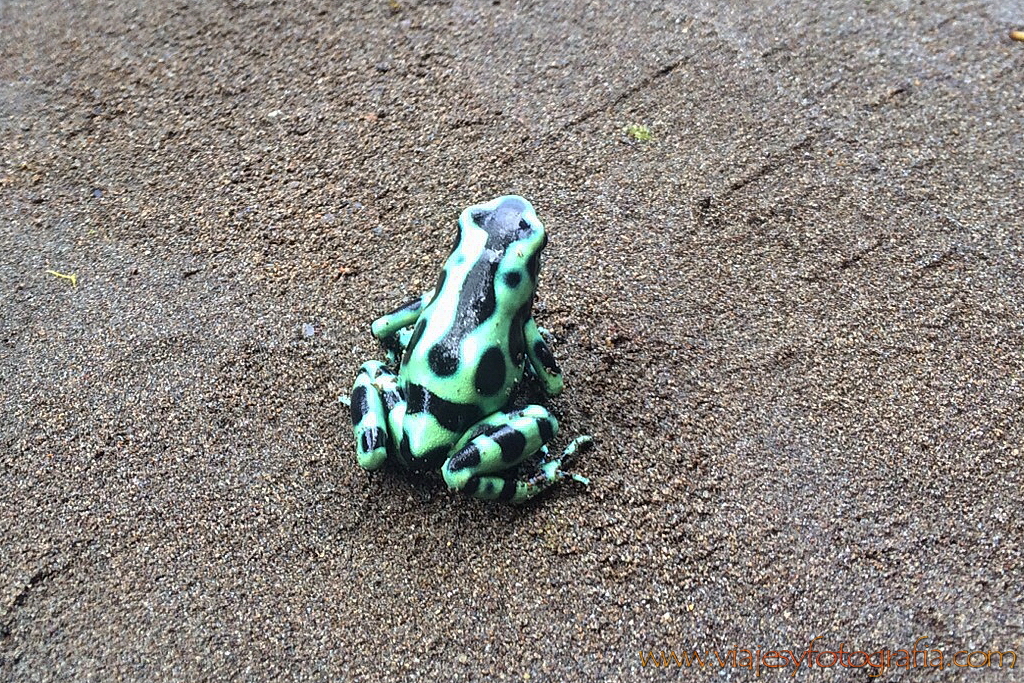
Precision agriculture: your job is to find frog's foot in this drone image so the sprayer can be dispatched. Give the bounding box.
[351,360,398,470]
[381,326,413,366]
[521,437,592,489]
[542,435,593,486]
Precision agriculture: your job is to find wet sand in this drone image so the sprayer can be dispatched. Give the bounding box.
[2,0,1022,680]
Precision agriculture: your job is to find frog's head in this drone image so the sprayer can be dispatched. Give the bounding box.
[459,195,548,278]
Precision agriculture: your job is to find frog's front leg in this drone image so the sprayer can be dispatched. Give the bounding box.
[524,317,564,397]
[351,360,401,470]
[369,289,435,364]
[441,405,578,503]
[371,289,435,342]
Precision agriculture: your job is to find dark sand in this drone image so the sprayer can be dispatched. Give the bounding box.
[2,0,1022,680]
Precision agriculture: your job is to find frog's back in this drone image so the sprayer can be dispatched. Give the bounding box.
[400,195,546,415]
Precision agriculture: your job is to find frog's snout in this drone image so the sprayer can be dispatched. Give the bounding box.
[495,195,529,215]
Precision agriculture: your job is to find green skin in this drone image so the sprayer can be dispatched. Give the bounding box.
[350,195,590,503]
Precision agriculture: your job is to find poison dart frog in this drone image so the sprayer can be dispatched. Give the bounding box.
[350,195,590,503]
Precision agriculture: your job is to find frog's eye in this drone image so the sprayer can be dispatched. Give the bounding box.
[518,219,533,239]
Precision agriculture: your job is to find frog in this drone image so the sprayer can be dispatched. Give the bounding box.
[349,195,591,503]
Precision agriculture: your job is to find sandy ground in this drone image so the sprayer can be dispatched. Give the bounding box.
[2,0,1023,680]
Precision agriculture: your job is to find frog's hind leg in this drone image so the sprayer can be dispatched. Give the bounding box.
[351,360,398,470]
[441,405,581,504]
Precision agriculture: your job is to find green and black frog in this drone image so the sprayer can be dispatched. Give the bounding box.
[349,195,590,503]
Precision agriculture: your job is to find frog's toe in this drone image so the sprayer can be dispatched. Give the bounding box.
[560,435,593,464]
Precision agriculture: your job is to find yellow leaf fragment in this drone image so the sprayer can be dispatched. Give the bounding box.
[46,269,78,287]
